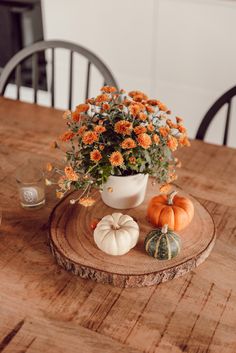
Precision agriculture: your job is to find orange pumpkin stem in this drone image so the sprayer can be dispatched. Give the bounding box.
[167,191,178,205]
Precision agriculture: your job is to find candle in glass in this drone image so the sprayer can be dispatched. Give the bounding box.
[16,166,45,209]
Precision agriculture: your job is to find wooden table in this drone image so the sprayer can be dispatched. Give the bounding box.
[0,97,235,353]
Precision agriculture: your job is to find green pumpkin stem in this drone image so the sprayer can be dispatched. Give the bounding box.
[161,224,169,234]
[167,191,178,205]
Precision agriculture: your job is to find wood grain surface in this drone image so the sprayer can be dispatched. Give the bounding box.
[0,97,236,353]
[49,183,215,287]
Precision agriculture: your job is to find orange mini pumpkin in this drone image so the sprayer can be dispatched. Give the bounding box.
[147,191,194,231]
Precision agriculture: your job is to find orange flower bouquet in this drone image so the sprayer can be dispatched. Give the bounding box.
[50,87,190,207]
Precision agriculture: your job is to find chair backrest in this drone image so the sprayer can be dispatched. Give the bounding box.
[0,40,118,109]
[196,86,236,146]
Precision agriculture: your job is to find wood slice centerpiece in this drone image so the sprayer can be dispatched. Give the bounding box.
[48,179,216,288]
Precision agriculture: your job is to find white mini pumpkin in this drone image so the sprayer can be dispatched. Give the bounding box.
[93,213,139,256]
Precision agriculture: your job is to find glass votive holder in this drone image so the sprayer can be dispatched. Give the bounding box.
[16,166,45,209]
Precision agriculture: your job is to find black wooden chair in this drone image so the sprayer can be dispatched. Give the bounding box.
[0,40,118,109]
[196,86,236,146]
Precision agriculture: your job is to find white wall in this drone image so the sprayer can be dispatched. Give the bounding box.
[4,0,236,147]
[154,0,236,147]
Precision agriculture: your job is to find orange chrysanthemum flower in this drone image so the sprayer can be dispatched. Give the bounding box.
[132,94,146,102]
[94,125,106,134]
[167,136,178,151]
[77,125,87,136]
[134,101,145,110]
[178,125,186,133]
[99,144,105,150]
[79,197,96,207]
[60,131,75,142]
[62,110,71,119]
[146,105,155,113]
[86,98,95,104]
[129,90,148,101]
[147,123,154,132]
[175,158,182,168]
[82,131,98,145]
[123,99,131,107]
[134,125,147,135]
[179,135,191,147]
[114,120,133,135]
[157,101,168,112]
[138,112,148,121]
[137,133,152,149]
[153,134,160,144]
[101,86,117,93]
[90,149,102,162]
[176,116,184,124]
[45,178,52,186]
[118,104,124,110]
[166,119,176,128]
[56,191,64,199]
[168,173,178,182]
[46,162,53,172]
[159,126,170,138]
[121,138,137,149]
[76,104,89,113]
[72,111,81,122]
[147,99,158,106]
[129,156,136,165]
[58,176,67,190]
[109,151,124,166]
[160,183,172,194]
[64,166,78,181]
[129,104,141,117]
[102,102,110,111]
[95,94,110,103]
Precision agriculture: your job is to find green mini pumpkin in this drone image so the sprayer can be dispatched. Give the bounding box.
[144,224,181,260]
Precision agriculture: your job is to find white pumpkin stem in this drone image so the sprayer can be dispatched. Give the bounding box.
[161,224,169,234]
[167,191,178,205]
[112,224,120,230]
